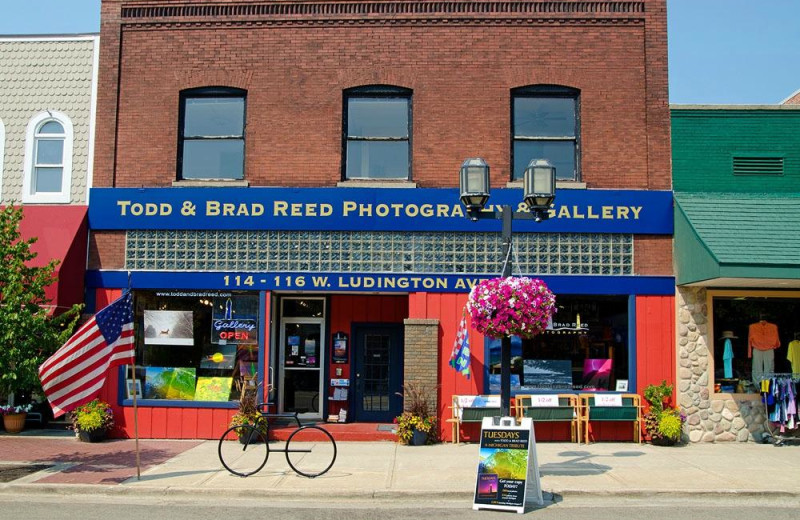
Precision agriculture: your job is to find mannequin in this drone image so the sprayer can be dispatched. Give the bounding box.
[748,319,780,386]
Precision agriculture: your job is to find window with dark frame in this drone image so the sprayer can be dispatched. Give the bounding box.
[512,86,580,182]
[178,87,246,181]
[344,86,411,180]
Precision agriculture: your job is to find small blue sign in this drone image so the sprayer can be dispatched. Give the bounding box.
[89,187,673,234]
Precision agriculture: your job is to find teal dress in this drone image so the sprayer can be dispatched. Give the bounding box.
[723,338,734,379]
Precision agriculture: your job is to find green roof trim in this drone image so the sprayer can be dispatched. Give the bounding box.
[674,193,800,285]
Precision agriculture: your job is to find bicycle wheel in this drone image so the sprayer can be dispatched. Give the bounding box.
[284,425,337,478]
[218,424,270,477]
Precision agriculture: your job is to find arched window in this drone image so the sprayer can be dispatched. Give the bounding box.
[22,111,73,203]
[178,87,246,181]
[343,86,412,180]
[511,85,580,182]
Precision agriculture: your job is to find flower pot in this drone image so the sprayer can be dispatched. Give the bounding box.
[410,429,428,446]
[3,412,27,434]
[650,436,678,447]
[78,428,108,443]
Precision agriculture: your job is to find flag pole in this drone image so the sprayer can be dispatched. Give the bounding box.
[127,273,141,480]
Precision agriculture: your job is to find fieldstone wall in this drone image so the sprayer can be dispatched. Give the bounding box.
[677,287,768,442]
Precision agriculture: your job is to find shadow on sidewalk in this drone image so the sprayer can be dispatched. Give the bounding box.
[539,449,644,476]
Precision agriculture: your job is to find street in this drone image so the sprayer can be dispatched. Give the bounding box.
[2,493,799,519]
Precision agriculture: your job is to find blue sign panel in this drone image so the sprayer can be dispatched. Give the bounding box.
[86,270,676,296]
[89,187,673,234]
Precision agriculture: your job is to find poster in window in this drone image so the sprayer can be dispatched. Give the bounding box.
[522,360,573,390]
[582,359,613,391]
[144,310,194,345]
[194,376,234,402]
[144,367,197,400]
[200,344,236,370]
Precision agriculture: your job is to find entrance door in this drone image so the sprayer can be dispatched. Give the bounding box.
[278,298,325,419]
[353,324,403,422]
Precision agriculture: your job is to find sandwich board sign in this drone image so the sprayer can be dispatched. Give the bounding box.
[473,416,543,513]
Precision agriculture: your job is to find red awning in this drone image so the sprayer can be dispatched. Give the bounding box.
[17,205,88,314]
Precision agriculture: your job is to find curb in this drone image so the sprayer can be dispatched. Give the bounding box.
[2,482,799,501]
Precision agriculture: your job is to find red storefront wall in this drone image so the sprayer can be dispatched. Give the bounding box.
[411,292,676,443]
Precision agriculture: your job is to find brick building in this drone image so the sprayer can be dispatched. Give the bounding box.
[90,0,674,441]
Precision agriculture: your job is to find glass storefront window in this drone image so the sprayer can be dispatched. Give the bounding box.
[485,295,629,393]
[129,291,260,402]
[712,295,800,395]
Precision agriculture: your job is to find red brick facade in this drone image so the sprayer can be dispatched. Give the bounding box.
[95,0,670,192]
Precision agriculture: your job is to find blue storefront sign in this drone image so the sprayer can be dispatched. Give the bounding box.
[89,187,673,234]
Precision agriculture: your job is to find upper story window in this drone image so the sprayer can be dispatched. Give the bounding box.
[22,111,73,203]
[178,87,246,181]
[344,86,411,180]
[512,86,580,182]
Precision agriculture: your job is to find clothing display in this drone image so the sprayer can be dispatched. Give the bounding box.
[761,376,799,431]
[723,338,734,379]
[750,321,780,387]
[788,339,800,375]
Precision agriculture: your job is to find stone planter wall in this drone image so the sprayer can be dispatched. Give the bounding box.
[677,287,767,443]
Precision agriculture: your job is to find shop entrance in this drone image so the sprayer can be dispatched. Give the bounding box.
[352,324,404,422]
[278,297,325,419]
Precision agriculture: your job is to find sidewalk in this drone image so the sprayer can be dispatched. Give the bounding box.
[1,430,799,500]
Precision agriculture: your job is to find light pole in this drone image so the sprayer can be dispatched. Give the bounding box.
[459,158,556,417]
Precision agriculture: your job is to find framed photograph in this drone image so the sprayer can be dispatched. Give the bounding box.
[126,379,143,399]
[143,310,194,345]
[615,379,629,392]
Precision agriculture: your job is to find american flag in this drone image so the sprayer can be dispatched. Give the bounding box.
[449,308,471,379]
[39,292,135,417]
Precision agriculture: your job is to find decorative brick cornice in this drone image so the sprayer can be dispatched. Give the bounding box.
[120,1,645,28]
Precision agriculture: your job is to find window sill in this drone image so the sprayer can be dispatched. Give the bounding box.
[337,179,417,188]
[505,180,586,189]
[710,393,761,401]
[172,179,249,187]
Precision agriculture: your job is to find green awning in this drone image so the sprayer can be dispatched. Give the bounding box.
[674,193,800,286]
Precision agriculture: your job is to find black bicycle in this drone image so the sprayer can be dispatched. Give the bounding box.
[218,407,337,478]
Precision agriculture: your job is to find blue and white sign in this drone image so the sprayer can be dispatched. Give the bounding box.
[89,187,673,234]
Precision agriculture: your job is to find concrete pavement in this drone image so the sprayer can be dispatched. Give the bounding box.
[1,430,799,500]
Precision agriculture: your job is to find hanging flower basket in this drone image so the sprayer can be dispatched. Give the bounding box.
[467,277,556,339]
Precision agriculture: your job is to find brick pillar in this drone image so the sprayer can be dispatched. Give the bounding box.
[403,318,440,413]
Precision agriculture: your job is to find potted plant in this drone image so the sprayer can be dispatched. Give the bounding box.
[230,388,268,443]
[70,399,114,442]
[643,380,685,446]
[394,381,438,445]
[1,403,34,434]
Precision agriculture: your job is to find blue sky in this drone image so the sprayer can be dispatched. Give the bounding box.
[1,0,798,104]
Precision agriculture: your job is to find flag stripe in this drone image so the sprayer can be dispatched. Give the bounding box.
[39,293,134,417]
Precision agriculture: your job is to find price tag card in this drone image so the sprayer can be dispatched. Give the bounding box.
[595,394,623,407]
[529,395,559,407]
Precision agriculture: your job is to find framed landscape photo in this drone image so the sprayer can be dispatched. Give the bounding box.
[126,379,143,399]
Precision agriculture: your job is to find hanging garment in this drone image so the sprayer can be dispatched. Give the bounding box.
[787,340,800,375]
[723,338,734,379]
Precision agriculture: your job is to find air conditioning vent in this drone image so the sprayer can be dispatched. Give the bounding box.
[732,157,784,175]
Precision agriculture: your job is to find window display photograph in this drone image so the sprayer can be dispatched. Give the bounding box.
[485,295,629,393]
[712,295,800,395]
[129,291,260,403]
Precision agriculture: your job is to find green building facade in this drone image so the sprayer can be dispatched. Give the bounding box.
[672,105,800,443]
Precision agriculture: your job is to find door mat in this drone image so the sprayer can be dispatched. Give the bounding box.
[377,424,396,432]
[0,464,53,483]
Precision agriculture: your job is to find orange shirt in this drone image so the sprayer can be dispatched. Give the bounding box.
[748,321,780,357]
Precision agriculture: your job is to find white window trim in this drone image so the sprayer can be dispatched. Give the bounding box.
[22,111,73,204]
[0,119,5,201]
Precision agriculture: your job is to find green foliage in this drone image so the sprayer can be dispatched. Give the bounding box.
[70,399,114,432]
[643,380,673,415]
[0,205,82,399]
